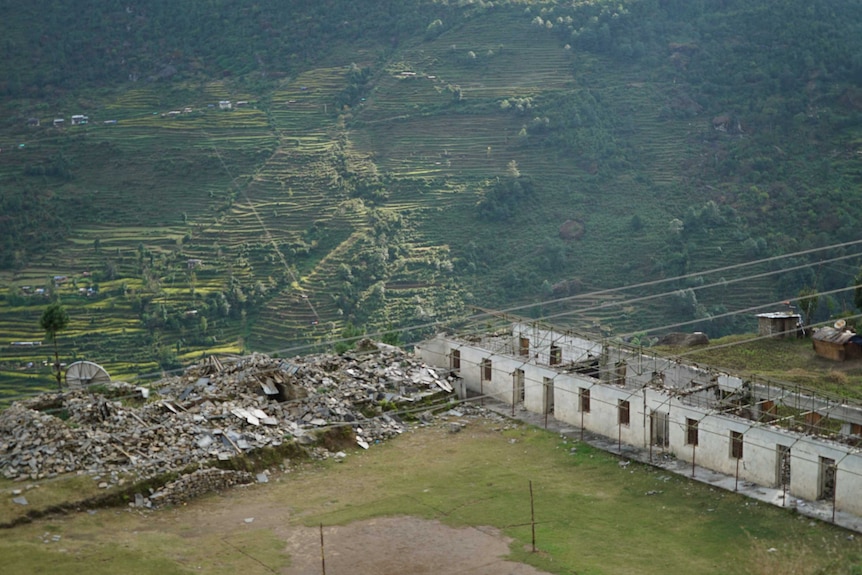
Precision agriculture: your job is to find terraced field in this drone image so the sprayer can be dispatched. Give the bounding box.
[1,2,858,396]
[343,8,719,327]
[0,81,284,392]
[352,113,521,178]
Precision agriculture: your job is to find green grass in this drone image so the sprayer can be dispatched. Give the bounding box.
[0,474,104,525]
[1,420,859,574]
[292,422,861,575]
[666,334,862,401]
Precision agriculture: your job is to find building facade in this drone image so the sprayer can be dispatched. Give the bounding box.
[416,321,862,518]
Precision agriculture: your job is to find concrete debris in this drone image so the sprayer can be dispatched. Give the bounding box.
[40,533,61,543]
[0,341,459,506]
[133,493,149,508]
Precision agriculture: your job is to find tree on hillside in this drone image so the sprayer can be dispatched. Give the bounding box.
[797,287,819,331]
[854,269,862,313]
[506,160,520,179]
[40,301,69,391]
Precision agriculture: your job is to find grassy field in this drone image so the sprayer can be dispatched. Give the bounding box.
[1,418,860,574]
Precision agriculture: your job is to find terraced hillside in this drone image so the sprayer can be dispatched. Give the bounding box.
[2,0,862,396]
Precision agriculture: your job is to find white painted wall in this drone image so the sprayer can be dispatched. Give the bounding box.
[512,322,602,365]
[791,437,848,503]
[718,374,745,392]
[416,335,556,407]
[416,328,862,518]
[839,454,862,516]
[523,365,558,414]
[414,335,449,368]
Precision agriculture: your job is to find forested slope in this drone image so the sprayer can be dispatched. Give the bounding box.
[1,0,862,394]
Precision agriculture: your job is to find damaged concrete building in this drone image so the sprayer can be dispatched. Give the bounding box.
[416,319,862,522]
[0,342,457,508]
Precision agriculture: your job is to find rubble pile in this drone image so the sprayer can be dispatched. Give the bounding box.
[0,342,458,492]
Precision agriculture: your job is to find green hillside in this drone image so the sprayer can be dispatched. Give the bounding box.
[2,0,862,395]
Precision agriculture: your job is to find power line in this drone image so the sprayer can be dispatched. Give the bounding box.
[484,238,862,319]
[438,348,862,481]
[255,238,862,360]
[533,250,854,329]
[165,233,862,364]
[536,250,862,324]
[7,239,862,404]
[618,284,860,339]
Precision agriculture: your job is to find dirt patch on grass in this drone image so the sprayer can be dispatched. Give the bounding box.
[558,218,585,241]
[3,417,861,574]
[280,516,552,575]
[144,491,553,574]
[134,420,555,574]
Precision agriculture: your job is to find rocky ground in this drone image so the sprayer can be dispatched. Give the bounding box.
[0,340,459,509]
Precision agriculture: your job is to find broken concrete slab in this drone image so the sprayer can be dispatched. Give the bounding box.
[0,340,457,505]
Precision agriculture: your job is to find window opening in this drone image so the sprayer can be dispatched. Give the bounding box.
[618,400,630,426]
[651,411,669,447]
[451,349,461,370]
[819,457,836,500]
[686,418,699,446]
[579,388,591,413]
[730,431,744,459]
[615,361,627,386]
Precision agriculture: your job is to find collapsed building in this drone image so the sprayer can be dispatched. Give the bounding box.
[7,321,862,521]
[0,341,455,507]
[416,319,862,521]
